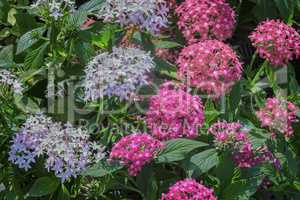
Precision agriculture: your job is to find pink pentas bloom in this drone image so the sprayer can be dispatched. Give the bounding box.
[208,121,248,149]
[256,98,298,137]
[146,82,204,141]
[176,0,236,44]
[177,40,242,98]
[161,178,217,200]
[209,121,279,168]
[249,19,300,66]
[109,133,163,176]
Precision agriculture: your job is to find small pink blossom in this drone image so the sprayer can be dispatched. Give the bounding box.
[249,19,300,66]
[177,40,242,98]
[176,0,236,44]
[161,178,217,200]
[256,98,298,137]
[109,133,164,176]
[146,82,204,141]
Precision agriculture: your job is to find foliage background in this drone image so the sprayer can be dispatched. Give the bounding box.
[0,0,300,199]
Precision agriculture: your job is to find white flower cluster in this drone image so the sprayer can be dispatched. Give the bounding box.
[0,69,23,94]
[97,0,169,34]
[32,0,75,20]
[84,47,155,101]
[9,114,105,182]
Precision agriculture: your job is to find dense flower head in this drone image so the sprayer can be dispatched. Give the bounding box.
[177,40,242,98]
[9,114,53,170]
[161,178,217,200]
[109,133,164,176]
[97,0,170,34]
[31,0,75,20]
[249,19,300,66]
[146,82,204,141]
[176,0,236,44]
[0,69,23,94]
[256,97,298,137]
[9,114,105,182]
[209,121,279,168]
[84,47,155,101]
[208,121,248,149]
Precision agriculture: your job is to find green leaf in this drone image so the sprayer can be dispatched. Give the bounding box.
[57,184,70,200]
[0,0,9,23]
[137,165,157,200]
[273,0,294,21]
[153,40,182,49]
[28,177,59,197]
[79,0,105,12]
[82,160,122,177]
[16,26,46,55]
[67,10,88,28]
[7,8,17,26]
[74,41,95,64]
[0,45,14,68]
[222,176,263,200]
[156,139,208,163]
[24,42,49,68]
[190,148,219,174]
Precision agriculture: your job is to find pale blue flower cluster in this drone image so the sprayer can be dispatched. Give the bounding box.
[9,114,105,182]
[0,69,23,94]
[32,0,75,20]
[84,47,155,101]
[97,0,169,34]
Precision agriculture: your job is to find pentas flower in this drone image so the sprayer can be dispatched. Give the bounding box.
[9,114,53,170]
[97,0,170,34]
[208,121,248,150]
[9,114,105,182]
[31,0,75,20]
[161,178,217,200]
[176,0,236,44]
[109,133,164,176]
[84,47,155,101]
[177,40,242,98]
[249,19,300,66]
[0,69,23,94]
[146,82,204,141]
[209,121,278,168]
[256,98,298,137]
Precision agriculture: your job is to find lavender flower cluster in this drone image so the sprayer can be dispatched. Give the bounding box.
[9,114,105,182]
[0,69,23,94]
[84,47,155,101]
[31,0,75,20]
[97,0,169,34]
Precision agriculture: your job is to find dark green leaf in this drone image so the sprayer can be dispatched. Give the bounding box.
[16,26,46,54]
[156,139,208,163]
[82,160,122,177]
[79,0,105,12]
[24,42,49,68]
[153,40,182,49]
[0,45,14,68]
[190,148,219,174]
[28,177,59,197]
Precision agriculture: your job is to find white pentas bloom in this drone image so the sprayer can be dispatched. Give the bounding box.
[32,0,75,20]
[9,114,105,182]
[97,0,170,34]
[0,69,23,94]
[84,47,155,101]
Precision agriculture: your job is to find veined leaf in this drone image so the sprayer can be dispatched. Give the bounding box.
[24,42,49,69]
[79,0,105,12]
[16,26,46,55]
[156,139,208,163]
[82,160,122,177]
[28,177,59,197]
[190,148,219,174]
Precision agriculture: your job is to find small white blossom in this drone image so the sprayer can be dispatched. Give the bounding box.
[97,0,169,34]
[0,69,23,94]
[83,47,155,101]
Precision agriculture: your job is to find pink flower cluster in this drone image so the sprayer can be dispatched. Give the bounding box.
[146,82,204,141]
[161,178,217,200]
[109,133,164,176]
[249,19,300,66]
[177,40,242,98]
[209,121,278,168]
[176,0,236,44]
[208,121,248,148]
[256,98,298,137]
[233,143,278,168]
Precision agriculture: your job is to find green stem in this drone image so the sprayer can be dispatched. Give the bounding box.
[251,60,268,86]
